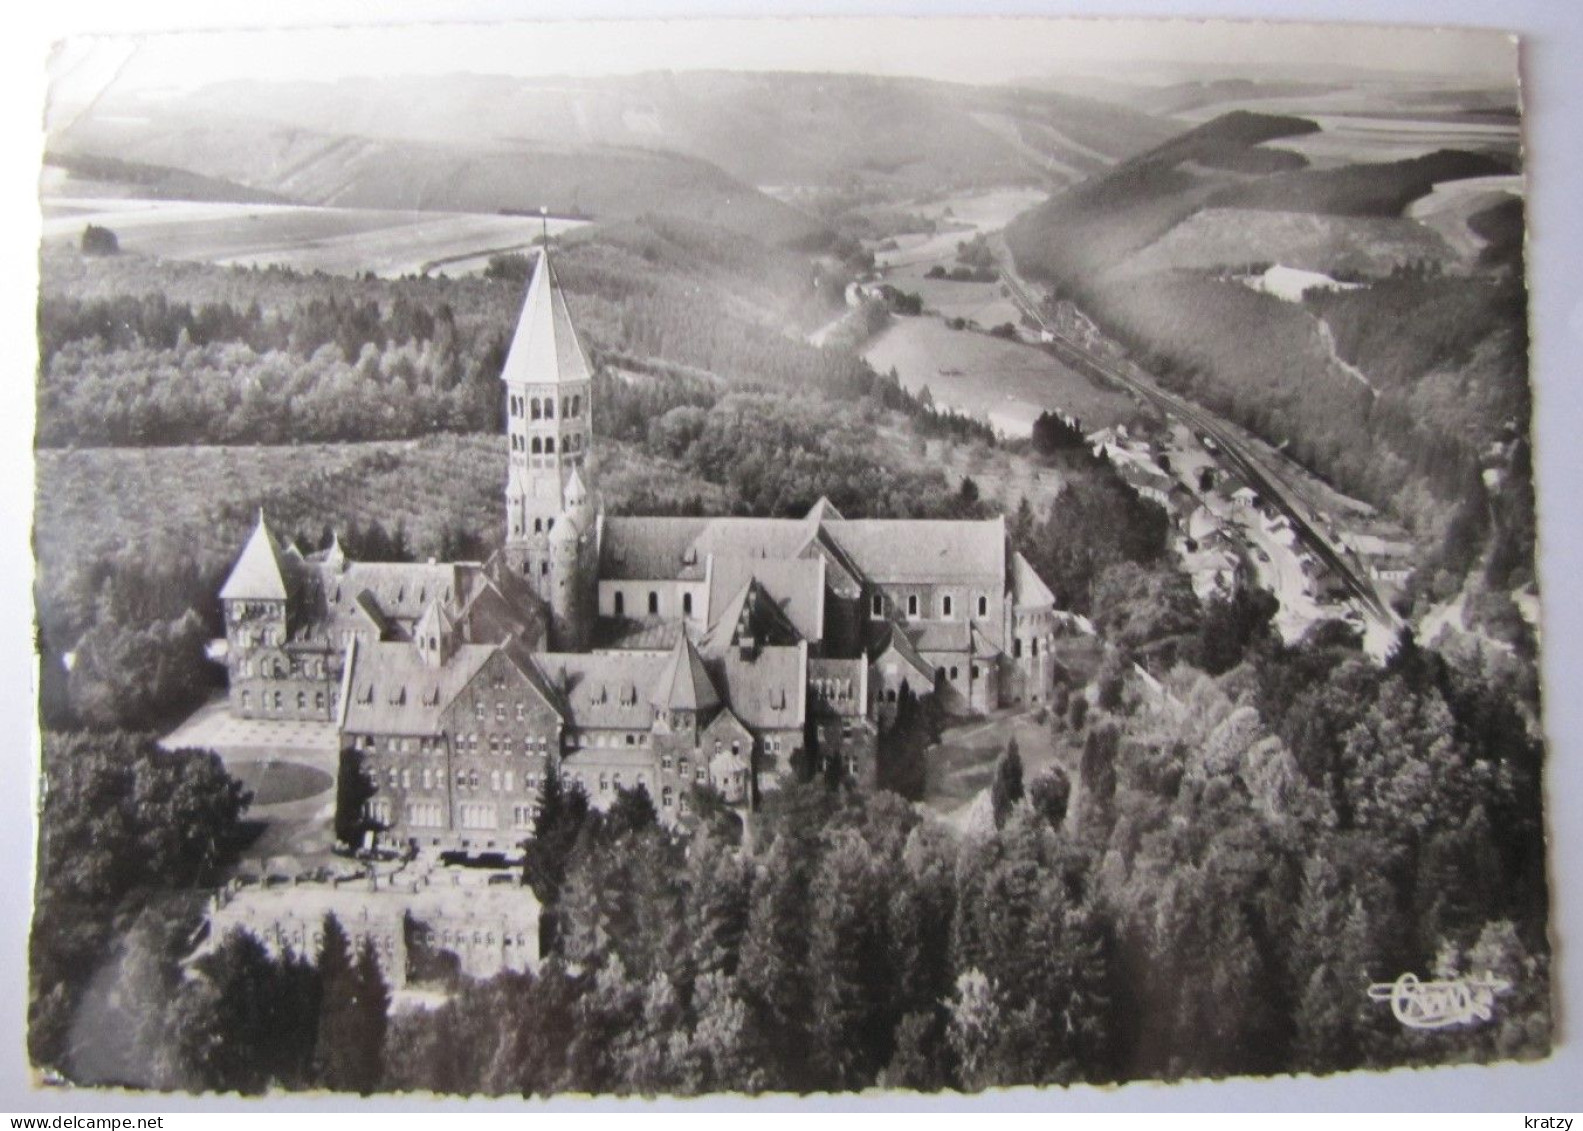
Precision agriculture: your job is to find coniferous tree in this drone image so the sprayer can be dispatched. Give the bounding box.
[990,738,1024,828]
[524,767,592,954]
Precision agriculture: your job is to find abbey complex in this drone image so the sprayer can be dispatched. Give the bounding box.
[219,249,1061,853]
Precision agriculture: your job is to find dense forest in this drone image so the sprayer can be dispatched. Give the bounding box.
[35,216,872,449]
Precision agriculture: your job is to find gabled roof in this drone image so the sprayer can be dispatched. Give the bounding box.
[804,496,846,524]
[699,577,805,656]
[869,621,935,682]
[534,652,672,730]
[823,518,1006,585]
[500,248,593,389]
[341,642,497,736]
[1010,550,1056,610]
[715,641,807,730]
[652,633,722,713]
[599,516,817,581]
[220,512,291,601]
[705,555,824,645]
[600,517,714,580]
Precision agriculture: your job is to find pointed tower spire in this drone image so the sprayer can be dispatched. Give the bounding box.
[220,511,290,601]
[501,227,599,651]
[500,246,592,389]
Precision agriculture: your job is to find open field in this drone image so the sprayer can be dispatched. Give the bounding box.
[863,316,1145,436]
[1265,113,1520,165]
[872,187,1046,271]
[1115,206,1458,278]
[883,268,1025,327]
[40,193,587,278]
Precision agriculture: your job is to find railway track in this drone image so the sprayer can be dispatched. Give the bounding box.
[999,269,1396,627]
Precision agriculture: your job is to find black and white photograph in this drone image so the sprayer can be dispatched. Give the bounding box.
[18,8,1572,1106]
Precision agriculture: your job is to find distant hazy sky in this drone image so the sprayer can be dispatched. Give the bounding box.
[47,16,1516,127]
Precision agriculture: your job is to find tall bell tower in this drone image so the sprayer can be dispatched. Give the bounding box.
[501,237,598,650]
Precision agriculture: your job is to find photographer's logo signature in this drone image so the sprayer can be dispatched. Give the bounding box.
[1367,972,1510,1030]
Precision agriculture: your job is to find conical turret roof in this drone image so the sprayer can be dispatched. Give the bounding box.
[650,631,721,713]
[500,247,593,388]
[220,511,291,601]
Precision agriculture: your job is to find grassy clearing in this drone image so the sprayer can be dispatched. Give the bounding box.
[40,197,587,278]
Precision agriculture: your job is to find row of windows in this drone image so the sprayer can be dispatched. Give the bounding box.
[239,655,327,683]
[1010,637,1043,659]
[429,926,532,949]
[510,432,584,455]
[384,766,543,794]
[610,590,693,618]
[872,592,991,620]
[509,393,583,420]
[240,689,326,712]
[356,733,554,756]
[459,803,497,830]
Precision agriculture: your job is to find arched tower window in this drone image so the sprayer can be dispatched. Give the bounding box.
[530,397,542,420]
[572,394,582,417]
[648,591,659,615]
[531,437,542,454]
[614,592,625,616]
[544,399,555,420]
[682,593,693,617]
[545,437,555,454]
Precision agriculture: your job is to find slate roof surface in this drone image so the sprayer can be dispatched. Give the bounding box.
[714,643,807,730]
[342,642,497,736]
[533,651,673,731]
[500,249,593,389]
[652,635,722,712]
[1010,550,1057,609]
[908,619,973,654]
[220,514,291,601]
[706,555,824,643]
[822,518,1005,585]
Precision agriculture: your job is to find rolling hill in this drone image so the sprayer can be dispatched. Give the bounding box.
[54,71,1179,204]
[1004,106,1531,600]
[49,117,826,246]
